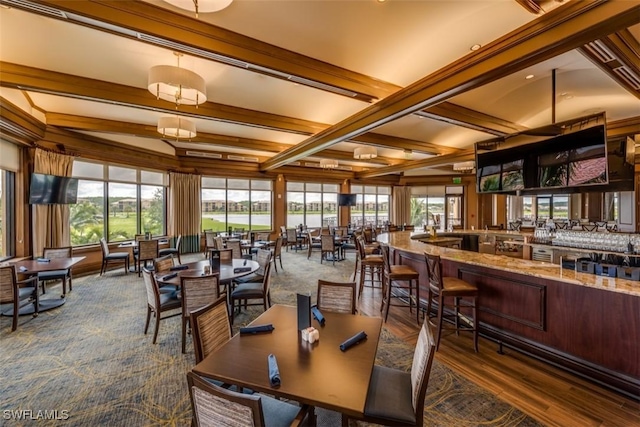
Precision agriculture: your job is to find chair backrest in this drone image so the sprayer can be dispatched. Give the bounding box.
[138,239,159,260]
[0,265,17,304]
[424,253,443,292]
[320,234,335,251]
[380,244,391,274]
[217,248,233,265]
[256,232,271,242]
[355,236,366,259]
[363,229,374,244]
[99,238,110,256]
[261,261,273,297]
[226,239,243,260]
[187,371,267,427]
[204,231,216,247]
[255,249,272,276]
[174,235,183,250]
[214,236,224,250]
[272,236,282,257]
[43,246,72,259]
[410,320,436,421]
[141,268,160,311]
[286,228,297,243]
[190,296,232,363]
[317,280,357,314]
[153,255,174,274]
[181,273,221,319]
[135,234,146,242]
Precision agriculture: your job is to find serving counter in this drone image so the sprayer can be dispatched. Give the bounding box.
[376,231,640,399]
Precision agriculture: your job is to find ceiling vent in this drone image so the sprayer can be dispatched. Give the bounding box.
[585,40,616,63]
[613,66,640,90]
[227,155,259,162]
[1,0,67,18]
[186,151,222,159]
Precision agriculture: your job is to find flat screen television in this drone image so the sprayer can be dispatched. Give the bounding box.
[338,193,357,207]
[29,173,79,204]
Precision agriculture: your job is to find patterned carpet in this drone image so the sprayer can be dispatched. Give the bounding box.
[0,249,542,426]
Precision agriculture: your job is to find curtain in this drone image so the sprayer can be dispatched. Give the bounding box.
[169,172,201,253]
[392,186,411,226]
[33,149,74,257]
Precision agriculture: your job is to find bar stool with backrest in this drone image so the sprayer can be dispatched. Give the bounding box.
[355,236,383,297]
[424,252,479,352]
[380,244,420,323]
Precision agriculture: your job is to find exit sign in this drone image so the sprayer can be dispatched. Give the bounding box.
[452,177,462,184]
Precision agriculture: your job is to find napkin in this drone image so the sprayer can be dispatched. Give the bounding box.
[311,306,325,326]
[239,324,275,335]
[339,331,367,351]
[170,265,189,271]
[161,272,178,281]
[234,267,252,273]
[37,258,51,263]
[268,354,281,387]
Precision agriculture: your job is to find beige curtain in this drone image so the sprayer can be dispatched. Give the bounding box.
[33,149,74,257]
[392,186,411,226]
[169,172,201,253]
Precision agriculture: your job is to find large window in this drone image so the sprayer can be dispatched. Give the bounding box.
[410,186,450,229]
[202,178,272,232]
[0,169,15,260]
[70,161,167,245]
[351,185,390,228]
[286,182,338,228]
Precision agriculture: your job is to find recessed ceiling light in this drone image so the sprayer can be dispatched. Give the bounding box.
[470,44,481,51]
[560,92,568,96]
[525,74,534,79]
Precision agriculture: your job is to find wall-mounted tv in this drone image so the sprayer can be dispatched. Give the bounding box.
[338,193,357,206]
[29,173,79,204]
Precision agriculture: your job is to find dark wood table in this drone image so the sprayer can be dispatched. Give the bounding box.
[7,257,86,314]
[155,259,259,286]
[192,304,382,419]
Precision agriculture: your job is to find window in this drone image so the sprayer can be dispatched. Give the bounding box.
[286,182,338,228]
[70,160,167,245]
[351,185,390,228]
[410,186,446,229]
[202,178,272,231]
[0,169,16,260]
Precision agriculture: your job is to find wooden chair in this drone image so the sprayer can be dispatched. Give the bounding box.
[346,320,436,427]
[320,234,340,265]
[355,236,383,297]
[135,239,159,277]
[380,244,420,324]
[255,232,271,242]
[203,231,216,256]
[285,228,299,252]
[153,255,178,294]
[425,252,479,352]
[141,268,181,344]
[270,236,284,272]
[39,246,73,296]
[99,237,129,276]
[0,265,39,331]
[159,234,182,264]
[186,371,309,427]
[230,253,272,324]
[306,229,322,259]
[235,248,271,285]
[226,239,251,260]
[190,296,233,364]
[317,280,357,314]
[180,273,222,354]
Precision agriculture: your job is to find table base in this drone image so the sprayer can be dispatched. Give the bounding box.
[1,298,66,316]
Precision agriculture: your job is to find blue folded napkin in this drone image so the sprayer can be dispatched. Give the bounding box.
[339,331,367,352]
[240,324,275,335]
[234,267,252,273]
[268,354,281,387]
[37,258,51,263]
[161,272,178,281]
[170,265,189,271]
[311,305,325,326]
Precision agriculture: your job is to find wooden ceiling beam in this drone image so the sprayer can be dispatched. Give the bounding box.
[355,150,475,179]
[260,1,640,172]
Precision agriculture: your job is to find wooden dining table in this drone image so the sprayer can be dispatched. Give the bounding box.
[192,304,383,421]
[155,258,259,286]
[7,256,86,314]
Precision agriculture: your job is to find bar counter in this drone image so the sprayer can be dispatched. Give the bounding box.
[376,231,639,399]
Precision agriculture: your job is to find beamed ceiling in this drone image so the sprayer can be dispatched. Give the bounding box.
[0,0,638,181]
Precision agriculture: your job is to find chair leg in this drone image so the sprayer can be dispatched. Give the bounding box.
[279,257,283,270]
[152,312,160,344]
[182,317,187,354]
[472,296,479,352]
[435,294,445,351]
[177,253,182,264]
[144,307,151,334]
[414,280,420,324]
[383,278,391,322]
[454,297,460,336]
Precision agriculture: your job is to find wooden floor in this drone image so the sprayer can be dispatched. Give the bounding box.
[357,285,640,427]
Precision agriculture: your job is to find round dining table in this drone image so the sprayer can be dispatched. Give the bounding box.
[155,258,259,287]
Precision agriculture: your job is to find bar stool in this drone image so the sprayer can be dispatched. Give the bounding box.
[355,236,383,297]
[380,244,420,323]
[424,252,479,352]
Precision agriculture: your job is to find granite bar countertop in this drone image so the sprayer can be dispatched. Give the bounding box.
[376,231,640,297]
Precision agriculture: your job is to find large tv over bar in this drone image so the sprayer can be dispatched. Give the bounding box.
[474,113,629,195]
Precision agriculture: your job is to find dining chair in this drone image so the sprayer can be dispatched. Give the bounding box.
[320,234,340,265]
[346,320,436,427]
[226,239,248,260]
[153,255,178,294]
[234,248,271,285]
[186,371,309,427]
[180,273,222,354]
[214,235,225,250]
[141,268,181,344]
[159,234,182,264]
[135,239,159,277]
[285,228,298,252]
[316,279,357,314]
[203,231,216,256]
[230,252,272,324]
[270,236,283,272]
[99,237,129,276]
[0,265,40,332]
[39,246,73,296]
[190,296,232,364]
[306,229,322,259]
[425,252,479,352]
